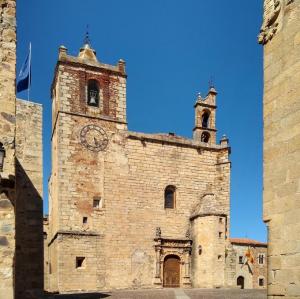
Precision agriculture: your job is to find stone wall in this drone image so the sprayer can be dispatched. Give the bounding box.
[15,99,43,298]
[260,0,300,298]
[231,242,267,289]
[0,1,16,299]
[44,217,49,291]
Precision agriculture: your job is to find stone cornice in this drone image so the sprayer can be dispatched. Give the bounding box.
[193,126,217,132]
[127,131,230,152]
[194,102,217,109]
[47,230,102,247]
[190,212,228,221]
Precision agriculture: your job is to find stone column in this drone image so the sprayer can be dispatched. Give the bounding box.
[154,245,162,286]
[182,248,192,287]
[0,1,16,299]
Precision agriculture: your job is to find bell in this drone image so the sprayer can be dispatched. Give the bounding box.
[89,95,97,105]
[89,90,98,105]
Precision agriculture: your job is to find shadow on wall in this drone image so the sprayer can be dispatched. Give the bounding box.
[0,174,16,299]
[15,159,44,299]
[45,293,111,299]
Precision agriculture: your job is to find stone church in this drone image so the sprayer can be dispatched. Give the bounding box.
[46,41,233,292]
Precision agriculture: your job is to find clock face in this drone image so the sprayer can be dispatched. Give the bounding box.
[80,125,109,152]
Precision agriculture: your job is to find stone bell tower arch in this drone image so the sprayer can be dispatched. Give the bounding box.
[193,87,218,145]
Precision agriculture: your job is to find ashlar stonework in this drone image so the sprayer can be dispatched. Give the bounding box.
[0,1,17,298]
[0,1,44,298]
[260,0,300,298]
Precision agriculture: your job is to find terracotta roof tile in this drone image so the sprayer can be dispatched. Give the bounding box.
[230,238,267,246]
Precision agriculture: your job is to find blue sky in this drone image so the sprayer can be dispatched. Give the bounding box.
[17,0,266,241]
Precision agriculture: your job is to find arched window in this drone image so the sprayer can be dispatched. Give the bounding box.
[201,111,210,128]
[201,132,210,143]
[87,79,99,107]
[164,185,176,209]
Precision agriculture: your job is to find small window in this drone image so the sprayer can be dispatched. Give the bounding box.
[218,255,222,260]
[219,217,223,223]
[258,254,265,265]
[259,278,264,286]
[76,257,85,268]
[164,185,176,209]
[202,111,210,128]
[83,217,88,224]
[239,256,244,264]
[201,132,210,143]
[87,79,99,107]
[93,198,101,209]
[218,232,222,238]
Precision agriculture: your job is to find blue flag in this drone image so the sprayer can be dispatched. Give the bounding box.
[17,44,31,93]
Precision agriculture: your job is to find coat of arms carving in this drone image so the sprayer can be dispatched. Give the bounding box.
[258,0,282,44]
[258,0,295,44]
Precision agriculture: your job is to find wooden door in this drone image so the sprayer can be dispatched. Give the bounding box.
[163,255,180,288]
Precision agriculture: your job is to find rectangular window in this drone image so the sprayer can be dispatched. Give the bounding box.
[239,256,243,264]
[259,278,264,286]
[83,217,88,224]
[93,198,101,208]
[76,257,85,269]
[219,217,223,223]
[258,254,264,264]
[218,232,222,238]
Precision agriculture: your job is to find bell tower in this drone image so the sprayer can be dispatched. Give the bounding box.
[193,86,217,145]
[51,39,127,130]
[48,39,128,292]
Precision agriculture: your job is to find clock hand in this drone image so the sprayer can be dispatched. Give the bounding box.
[94,137,99,146]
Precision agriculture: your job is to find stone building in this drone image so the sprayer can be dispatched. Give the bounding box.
[0,1,44,298]
[0,1,17,298]
[259,0,300,298]
[15,99,44,299]
[230,238,267,290]
[46,41,232,292]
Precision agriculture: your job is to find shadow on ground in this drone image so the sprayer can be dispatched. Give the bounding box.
[44,289,267,299]
[45,293,111,299]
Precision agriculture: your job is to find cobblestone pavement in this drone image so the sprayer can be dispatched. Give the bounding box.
[47,288,267,299]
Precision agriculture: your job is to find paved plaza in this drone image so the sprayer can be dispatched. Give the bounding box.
[47,288,267,299]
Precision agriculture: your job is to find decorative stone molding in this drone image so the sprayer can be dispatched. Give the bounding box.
[286,0,294,5]
[258,0,282,44]
[258,0,295,44]
[154,236,192,287]
[1,137,15,149]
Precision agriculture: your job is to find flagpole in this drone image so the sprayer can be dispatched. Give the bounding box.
[27,42,31,101]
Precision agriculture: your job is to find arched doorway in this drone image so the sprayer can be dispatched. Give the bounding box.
[237,276,245,289]
[163,255,180,288]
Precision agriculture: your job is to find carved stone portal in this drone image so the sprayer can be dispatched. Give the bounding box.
[154,236,192,287]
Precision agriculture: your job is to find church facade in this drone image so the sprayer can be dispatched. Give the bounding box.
[47,42,233,292]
